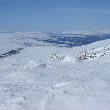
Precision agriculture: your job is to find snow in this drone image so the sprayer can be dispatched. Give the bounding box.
[62,30,110,35]
[0,31,110,110]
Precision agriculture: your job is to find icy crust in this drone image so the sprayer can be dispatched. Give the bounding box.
[0,32,110,110]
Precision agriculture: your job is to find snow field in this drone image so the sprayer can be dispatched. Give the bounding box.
[0,32,110,109]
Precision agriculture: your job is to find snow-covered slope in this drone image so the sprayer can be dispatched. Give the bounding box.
[0,32,110,110]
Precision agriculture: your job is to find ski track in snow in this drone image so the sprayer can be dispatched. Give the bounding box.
[0,32,110,110]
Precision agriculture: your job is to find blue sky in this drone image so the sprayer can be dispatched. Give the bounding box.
[0,0,110,32]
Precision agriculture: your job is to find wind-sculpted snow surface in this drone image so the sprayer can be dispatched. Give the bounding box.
[0,31,110,110]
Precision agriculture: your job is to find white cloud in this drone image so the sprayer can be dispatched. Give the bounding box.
[0,0,9,1]
[51,7,110,14]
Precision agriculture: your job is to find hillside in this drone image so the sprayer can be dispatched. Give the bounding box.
[0,31,110,110]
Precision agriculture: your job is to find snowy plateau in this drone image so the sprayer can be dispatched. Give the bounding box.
[0,30,110,110]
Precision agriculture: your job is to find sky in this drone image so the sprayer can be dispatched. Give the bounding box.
[0,0,110,32]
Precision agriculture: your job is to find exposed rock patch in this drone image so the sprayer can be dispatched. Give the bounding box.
[0,48,23,59]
